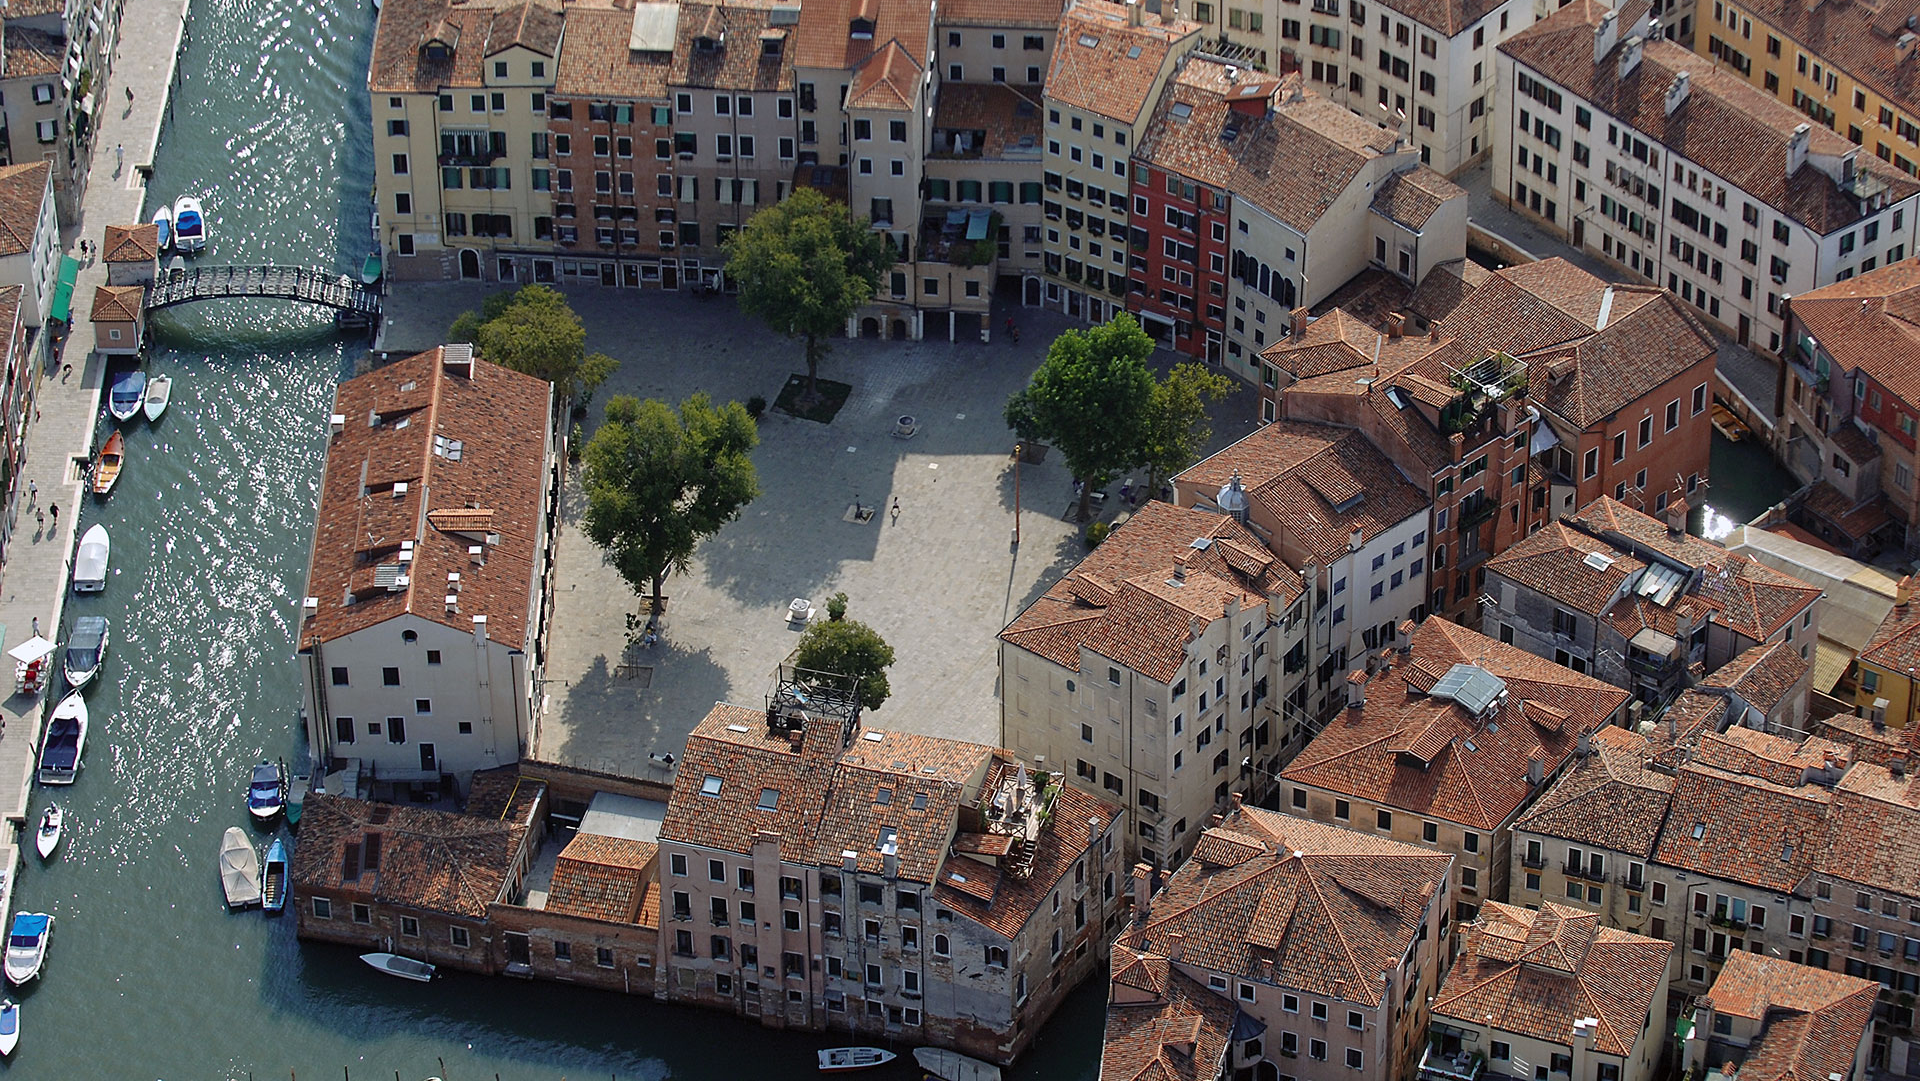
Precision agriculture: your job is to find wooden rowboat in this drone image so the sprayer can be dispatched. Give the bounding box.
[92,431,124,498]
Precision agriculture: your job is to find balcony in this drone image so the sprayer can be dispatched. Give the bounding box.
[1522,852,1548,869]
[1458,498,1498,532]
[919,208,1002,267]
[1626,652,1682,680]
[1563,862,1610,883]
[1419,1044,1485,1081]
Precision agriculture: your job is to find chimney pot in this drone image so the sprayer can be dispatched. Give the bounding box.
[1898,575,1913,608]
[1290,306,1311,339]
[1386,312,1405,338]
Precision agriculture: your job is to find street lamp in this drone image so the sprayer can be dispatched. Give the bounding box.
[1013,442,1023,547]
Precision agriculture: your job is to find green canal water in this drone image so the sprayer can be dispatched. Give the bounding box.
[8,0,1112,1076]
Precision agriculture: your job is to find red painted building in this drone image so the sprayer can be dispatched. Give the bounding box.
[1127,159,1228,361]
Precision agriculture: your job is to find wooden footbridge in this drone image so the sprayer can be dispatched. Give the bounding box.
[145,265,382,317]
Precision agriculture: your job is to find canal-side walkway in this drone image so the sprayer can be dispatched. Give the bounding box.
[0,0,192,908]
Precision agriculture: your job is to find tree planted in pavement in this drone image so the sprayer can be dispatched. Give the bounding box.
[449,284,617,404]
[724,188,891,403]
[580,393,760,620]
[795,617,896,712]
[1009,314,1157,520]
[1138,362,1236,493]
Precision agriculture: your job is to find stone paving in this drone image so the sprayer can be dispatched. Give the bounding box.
[0,0,192,910]
[381,283,1261,775]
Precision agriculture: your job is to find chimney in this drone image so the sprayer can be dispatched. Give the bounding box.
[440,343,475,378]
[1166,931,1186,961]
[469,544,486,566]
[1898,575,1913,608]
[1127,0,1142,26]
[1593,9,1619,64]
[1397,619,1416,653]
[1894,759,1908,778]
[1347,669,1368,710]
[472,613,488,644]
[301,596,318,621]
[1664,70,1691,114]
[1667,493,1689,535]
[329,413,346,436]
[1348,527,1364,552]
[1788,123,1811,176]
[1527,755,1544,786]
[1386,311,1405,338]
[1578,730,1592,757]
[1132,862,1153,922]
[1429,324,1442,342]
[1618,34,1644,78]
[883,851,899,879]
[1900,31,1918,64]
[843,850,859,873]
[392,481,409,500]
[1290,306,1311,339]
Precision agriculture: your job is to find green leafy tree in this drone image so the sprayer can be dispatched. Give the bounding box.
[724,188,892,402]
[580,393,761,619]
[795,617,896,712]
[449,284,617,403]
[1011,315,1157,520]
[1138,362,1236,493]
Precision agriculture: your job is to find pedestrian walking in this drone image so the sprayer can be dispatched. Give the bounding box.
[28,479,37,505]
[124,86,133,104]
[114,144,123,170]
[60,363,71,383]
[34,508,42,530]
[48,502,56,527]
[31,617,38,637]
[890,497,900,524]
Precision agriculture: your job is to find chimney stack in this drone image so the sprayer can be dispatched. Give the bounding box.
[1132,862,1153,923]
[1290,306,1311,339]
[1664,70,1691,114]
[1348,527,1364,552]
[1347,669,1368,711]
[1618,34,1644,78]
[1898,574,1913,608]
[1127,0,1142,26]
[1386,312,1405,338]
[1397,619,1416,654]
[1166,931,1186,961]
[1788,123,1812,176]
[1527,756,1544,786]
[1667,493,1689,535]
[1593,9,1619,63]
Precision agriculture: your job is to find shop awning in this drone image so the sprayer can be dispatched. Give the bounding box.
[48,255,79,324]
[964,208,991,240]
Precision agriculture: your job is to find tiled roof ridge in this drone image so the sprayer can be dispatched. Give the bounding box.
[1296,855,1373,994]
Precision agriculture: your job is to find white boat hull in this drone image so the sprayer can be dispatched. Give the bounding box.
[34,806,60,860]
[72,525,109,593]
[0,1001,20,1055]
[361,952,435,981]
[219,826,261,908]
[818,1048,897,1072]
[143,374,171,421]
[36,694,86,786]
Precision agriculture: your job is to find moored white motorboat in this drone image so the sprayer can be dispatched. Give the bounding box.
[247,759,285,822]
[818,1048,896,1072]
[107,369,145,423]
[36,694,85,786]
[361,952,434,981]
[71,525,110,594]
[0,998,21,1055]
[33,804,60,859]
[3,915,50,985]
[152,204,171,253]
[143,373,172,421]
[62,615,108,687]
[913,1048,1003,1081]
[219,826,261,908]
[172,196,206,253]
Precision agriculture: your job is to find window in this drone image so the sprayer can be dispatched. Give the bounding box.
[311,897,332,920]
[1347,1010,1364,1030]
[1346,1049,1364,1070]
[352,903,372,924]
[451,926,471,949]
[1377,809,1392,831]
[331,666,349,686]
[382,667,400,686]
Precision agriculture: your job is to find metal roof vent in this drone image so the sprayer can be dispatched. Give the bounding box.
[392,481,409,499]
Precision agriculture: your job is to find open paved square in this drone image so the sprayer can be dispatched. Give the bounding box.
[382,283,1260,776]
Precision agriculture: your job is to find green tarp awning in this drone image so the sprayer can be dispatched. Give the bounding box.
[48,255,79,323]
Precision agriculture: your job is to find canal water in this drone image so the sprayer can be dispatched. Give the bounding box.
[6,0,1113,1076]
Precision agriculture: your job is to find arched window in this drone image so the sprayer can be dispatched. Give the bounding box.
[402,630,418,643]
[933,934,950,957]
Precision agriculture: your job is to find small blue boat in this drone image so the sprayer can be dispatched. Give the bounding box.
[261,837,288,914]
[247,760,285,822]
[151,205,171,252]
[108,369,146,423]
[4,914,50,985]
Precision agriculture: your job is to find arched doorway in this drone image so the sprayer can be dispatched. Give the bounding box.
[890,319,908,340]
[860,317,881,339]
[458,248,481,280]
[1024,276,1040,306]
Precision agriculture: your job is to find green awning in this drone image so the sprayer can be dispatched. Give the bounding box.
[48,255,79,323]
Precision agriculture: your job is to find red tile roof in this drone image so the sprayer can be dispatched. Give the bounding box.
[551,5,673,99]
[0,162,48,258]
[793,0,929,73]
[1653,761,1831,892]
[846,39,919,109]
[299,346,552,650]
[2,26,61,79]
[102,223,159,263]
[1824,763,1920,898]
[1434,902,1671,1056]
[1000,500,1302,683]
[1176,420,1431,566]
[1100,943,1237,1081]
[1372,166,1465,229]
[1792,258,1920,406]
[1281,619,1630,831]
[1120,807,1453,1006]
[369,0,561,94]
[1044,0,1201,124]
[1697,639,1812,718]
[1513,726,1674,859]
[1500,2,1919,234]
[545,833,655,923]
[1703,952,1878,1081]
[89,285,142,323]
[670,1,796,91]
[1691,726,1849,788]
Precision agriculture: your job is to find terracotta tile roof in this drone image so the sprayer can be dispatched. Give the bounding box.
[1644,689,1729,770]
[1407,260,1493,325]
[1692,726,1848,787]
[1306,269,1415,327]
[1281,619,1630,831]
[1117,807,1452,1006]
[2,26,62,79]
[369,0,561,94]
[1792,259,1920,406]
[1177,420,1431,566]
[846,38,919,109]
[545,833,655,923]
[1434,902,1672,1057]
[1722,0,1920,129]
[1824,762,1920,897]
[1654,762,1831,892]
[1566,497,1824,643]
[930,82,1043,158]
[1000,500,1303,683]
[1501,2,1920,234]
[1100,943,1238,1081]
[1371,165,1464,229]
[0,161,47,259]
[290,785,537,918]
[1139,60,1402,236]
[551,5,673,99]
[1702,952,1878,1081]
[1697,640,1812,718]
[89,285,142,323]
[1801,480,1894,542]
[102,223,159,263]
[1486,520,1648,617]
[939,0,1059,27]
[1829,422,1882,464]
[1513,726,1674,858]
[670,1,796,90]
[299,346,551,650]
[1813,710,1914,766]
[1860,595,1920,672]
[1044,0,1201,124]
[794,0,931,73]
[1260,307,1446,383]
[1433,258,1717,430]
[666,704,1124,942]
[1379,0,1517,37]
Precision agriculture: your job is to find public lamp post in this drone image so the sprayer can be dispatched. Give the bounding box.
[1013,442,1023,547]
